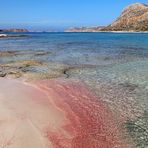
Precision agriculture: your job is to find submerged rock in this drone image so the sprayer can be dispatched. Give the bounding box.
[125,111,148,148]
[0,72,6,77]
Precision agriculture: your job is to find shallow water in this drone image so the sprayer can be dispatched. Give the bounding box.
[0,32,148,147]
[0,32,148,64]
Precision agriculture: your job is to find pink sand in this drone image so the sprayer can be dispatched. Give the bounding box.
[0,78,129,148]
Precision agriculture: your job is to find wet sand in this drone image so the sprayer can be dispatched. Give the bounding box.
[0,78,129,148]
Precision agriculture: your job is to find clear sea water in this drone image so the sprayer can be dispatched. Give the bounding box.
[0,32,148,92]
[0,32,148,146]
[0,32,148,65]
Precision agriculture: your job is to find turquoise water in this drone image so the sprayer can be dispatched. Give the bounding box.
[0,32,148,65]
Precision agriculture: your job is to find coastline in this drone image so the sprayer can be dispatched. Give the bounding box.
[64,31,148,33]
[98,31,148,33]
[1,31,148,36]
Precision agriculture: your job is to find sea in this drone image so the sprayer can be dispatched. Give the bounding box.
[0,32,148,64]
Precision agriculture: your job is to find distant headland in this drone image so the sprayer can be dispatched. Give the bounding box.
[0,28,29,37]
[65,26,104,32]
[0,28,29,33]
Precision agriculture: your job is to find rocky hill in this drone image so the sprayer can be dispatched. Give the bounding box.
[0,28,29,32]
[102,3,148,31]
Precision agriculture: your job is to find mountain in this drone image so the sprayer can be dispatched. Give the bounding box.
[65,26,104,32]
[0,29,29,32]
[102,3,148,32]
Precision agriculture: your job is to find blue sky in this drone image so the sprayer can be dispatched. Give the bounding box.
[0,0,147,30]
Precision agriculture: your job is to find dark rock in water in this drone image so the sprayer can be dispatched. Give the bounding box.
[102,3,148,31]
[0,34,30,38]
[7,34,30,38]
[119,82,138,91]
[0,34,7,37]
[0,72,6,77]
[125,111,148,147]
[34,51,52,56]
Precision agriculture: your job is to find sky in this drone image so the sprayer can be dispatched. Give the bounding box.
[0,0,147,31]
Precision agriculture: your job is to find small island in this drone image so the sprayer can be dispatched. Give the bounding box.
[0,28,30,38]
[0,28,29,33]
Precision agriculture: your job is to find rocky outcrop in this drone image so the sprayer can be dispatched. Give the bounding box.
[102,3,148,31]
[0,28,29,32]
[65,26,104,32]
[0,34,7,37]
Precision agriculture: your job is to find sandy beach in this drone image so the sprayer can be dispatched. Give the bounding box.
[0,78,130,148]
